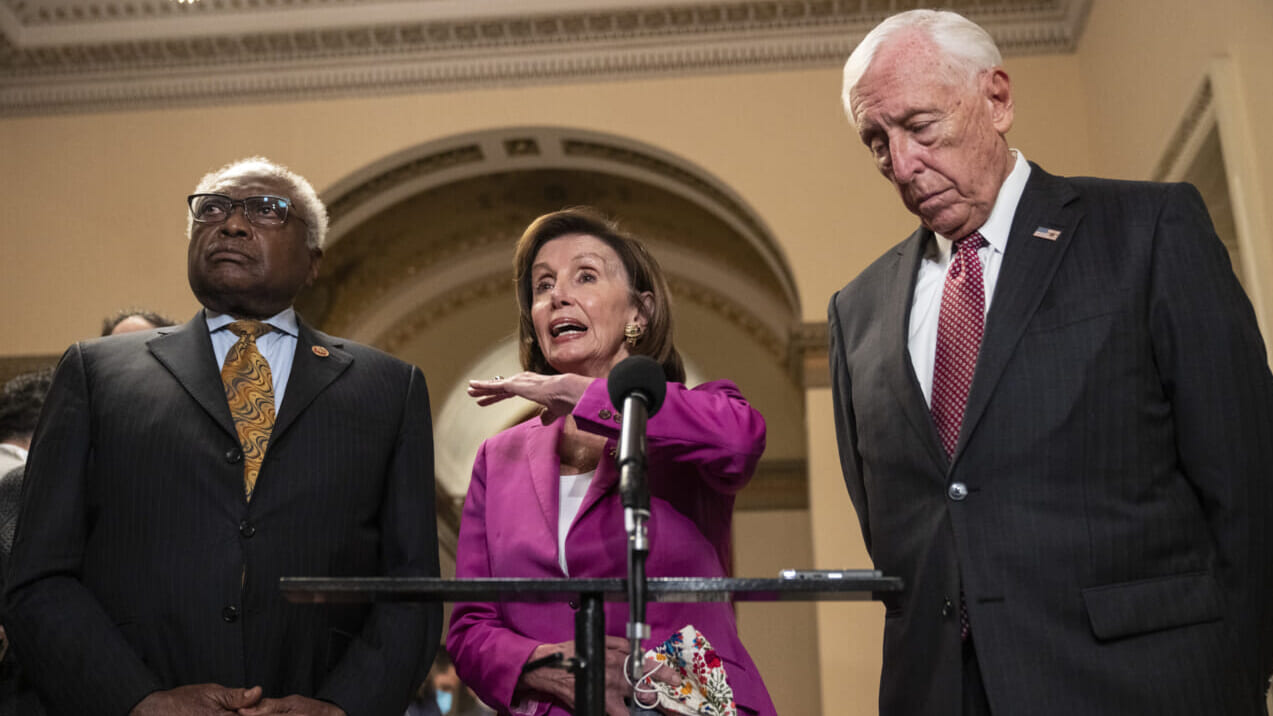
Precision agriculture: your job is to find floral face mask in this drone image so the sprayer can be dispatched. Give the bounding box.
[630,624,736,716]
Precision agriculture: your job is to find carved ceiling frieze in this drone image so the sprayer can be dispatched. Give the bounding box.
[299,130,801,340]
[326,144,486,226]
[1,0,1091,115]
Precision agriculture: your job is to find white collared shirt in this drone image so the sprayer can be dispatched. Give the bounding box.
[206,307,300,412]
[908,150,1032,406]
[0,443,27,476]
[557,469,595,576]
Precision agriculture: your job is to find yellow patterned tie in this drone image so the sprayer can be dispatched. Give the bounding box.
[221,320,276,500]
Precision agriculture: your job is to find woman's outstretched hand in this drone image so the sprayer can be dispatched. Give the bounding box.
[468,372,594,423]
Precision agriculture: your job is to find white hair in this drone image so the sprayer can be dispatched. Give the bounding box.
[841,9,1003,125]
[186,156,329,250]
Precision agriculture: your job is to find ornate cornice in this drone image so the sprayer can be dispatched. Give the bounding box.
[0,0,1091,116]
[789,320,828,388]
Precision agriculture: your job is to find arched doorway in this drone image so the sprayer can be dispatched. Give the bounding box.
[296,125,821,713]
[299,124,807,531]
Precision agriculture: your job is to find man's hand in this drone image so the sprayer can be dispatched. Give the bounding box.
[130,684,263,715]
[237,695,346,715]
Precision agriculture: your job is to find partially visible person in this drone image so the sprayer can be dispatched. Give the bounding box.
[101,309,175,337]
[0,367,53,566]
[0,369,52,477]
[432,647,494,716]
[407,647,494,716]
[0,465,40,716]
[6,157,440,716]
[0,368,53,565]
[404,674,443,716]
[0,368,52,716]
[447,207,776,716]
[829,9,1273,716]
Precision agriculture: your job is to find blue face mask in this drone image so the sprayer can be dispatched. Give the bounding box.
[435,690,453,715]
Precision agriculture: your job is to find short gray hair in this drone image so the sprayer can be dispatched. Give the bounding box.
[842,9,1002,124]
[186,156,329,250]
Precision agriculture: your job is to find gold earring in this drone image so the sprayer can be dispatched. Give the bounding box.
[624,322,644,347]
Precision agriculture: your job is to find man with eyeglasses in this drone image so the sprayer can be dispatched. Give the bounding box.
[5,157,441,716]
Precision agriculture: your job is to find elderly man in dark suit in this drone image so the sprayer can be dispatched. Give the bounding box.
[828,9,1273,716]
[5,157,440,716]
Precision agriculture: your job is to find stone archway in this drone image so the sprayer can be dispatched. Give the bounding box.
[297,127,812,557]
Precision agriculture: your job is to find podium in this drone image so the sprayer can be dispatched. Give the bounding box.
[283,574,902,716]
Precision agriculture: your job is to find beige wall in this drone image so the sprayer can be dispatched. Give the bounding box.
[734,509,820,715]
[3,3,1271,712]
[1079,0,1273,329]
[0,53,1092,352]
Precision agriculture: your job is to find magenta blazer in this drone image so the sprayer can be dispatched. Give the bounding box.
[447,378,776,716]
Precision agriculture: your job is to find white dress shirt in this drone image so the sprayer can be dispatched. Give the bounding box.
[908,150,1032,406]
[557,469,595,576]
[0,443,27,476]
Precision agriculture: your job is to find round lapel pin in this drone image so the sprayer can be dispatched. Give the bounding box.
[311,346,330,358]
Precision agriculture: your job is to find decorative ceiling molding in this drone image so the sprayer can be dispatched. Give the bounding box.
[790,320,828,388]
[0,0,1091,116]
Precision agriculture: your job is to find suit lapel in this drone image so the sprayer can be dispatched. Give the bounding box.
[575,438,619,522]
[886,229,951,473]
[148,313,236,439]
[524,417,619,545]
[526,417,565,540]
[271,322,352,444]
[956,166,1082,461]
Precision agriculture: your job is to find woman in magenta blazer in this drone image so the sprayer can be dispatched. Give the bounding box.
[447,208,775,716]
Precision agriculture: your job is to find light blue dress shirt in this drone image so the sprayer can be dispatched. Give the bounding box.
[206,307,299,412]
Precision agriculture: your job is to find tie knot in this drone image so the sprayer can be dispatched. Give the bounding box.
[955,231,986,254]
[228,320,271,341]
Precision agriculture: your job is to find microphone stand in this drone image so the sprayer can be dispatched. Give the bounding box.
[617,392,651,702]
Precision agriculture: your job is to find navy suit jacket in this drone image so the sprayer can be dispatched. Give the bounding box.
[5,313,441,716]
[829,165,1273,715]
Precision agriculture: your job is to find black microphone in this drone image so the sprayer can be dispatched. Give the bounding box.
[607,355,666,689]
[608,355,667,514]
[607,354,667,415]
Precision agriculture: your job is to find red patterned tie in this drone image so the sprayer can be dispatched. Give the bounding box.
[931,232,986,458]
[222,320,276,500]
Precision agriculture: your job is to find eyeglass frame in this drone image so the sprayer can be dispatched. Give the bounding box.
[186,193,309,229]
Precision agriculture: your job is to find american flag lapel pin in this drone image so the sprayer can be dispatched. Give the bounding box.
[1033,226,1062,241]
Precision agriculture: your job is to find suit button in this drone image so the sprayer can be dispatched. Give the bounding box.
[225,448,243,464]
[941,599,954,618]
[598,409,612,420]
[613,413,622,424]
[568,600,579,610]
[239,520,255,538]
[947,482,968,501]
[222,605,239,623]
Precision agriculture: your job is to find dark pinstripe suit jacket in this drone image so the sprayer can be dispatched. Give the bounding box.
[4,313,441,716]
[829,165,1273,715]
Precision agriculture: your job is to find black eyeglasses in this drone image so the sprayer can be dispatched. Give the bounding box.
[187,194,307,228]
